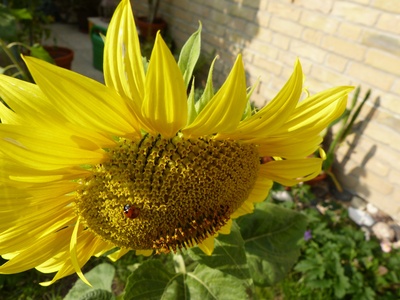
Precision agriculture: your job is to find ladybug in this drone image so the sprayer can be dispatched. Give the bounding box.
[123,204,140,219]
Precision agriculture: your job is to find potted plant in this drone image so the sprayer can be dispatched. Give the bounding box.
[135,0,167,39]
[0,1,74,79]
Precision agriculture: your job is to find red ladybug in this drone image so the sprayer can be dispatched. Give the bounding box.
[124,204,140,219]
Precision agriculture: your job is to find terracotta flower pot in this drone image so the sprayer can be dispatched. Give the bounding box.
[135,16,167,39]
[44,46,74,70]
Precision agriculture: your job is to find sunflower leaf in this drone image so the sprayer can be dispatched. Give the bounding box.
[123,259,188,300]
[186,264,249,300]
[177,22,202,88]
[188,222,253,288]
[236,202,308,286]
[195,56,216,114]
[186,78,198,126]
[64,263,115,300]
[124,249,250,299]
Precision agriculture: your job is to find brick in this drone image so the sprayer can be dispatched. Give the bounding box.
[209,9,230,25]
[257,10,271,27]
[321,36,366,60]
[228,3,258,22]
[349,0,370,4]
[205,0,231,12]
[337,22,362,41]
[371,0,400,14]
[271,33,290,50]
[299,11,339,33]
[374,142,400,172]
[289,39,327,63]
[248,40,278,58]
[325,54,348,72]
[332,1,380,26]
[376,13,400,35]
[267,2,301,21]
[359,171,393,195]
[347,62,395,90]
[362,30,400,56]
[358,188,400,221]
[301,76,333,95]
[295,0,334,14]
[255,27,273,43]
[364,121,400,152]
[377,93,400,116]
[388,169,400,187]
[277,52,310,76]
[391,79,400,94]
[301,28,323,46]
[310,65,352,86]
[365,48,400,76]
[269,16,303,38]
[253,56,283,76]
[365,156,391,177]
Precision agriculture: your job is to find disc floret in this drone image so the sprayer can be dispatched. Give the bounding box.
[75,134,260,253]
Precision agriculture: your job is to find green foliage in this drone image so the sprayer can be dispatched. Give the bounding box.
[237,202,308,286]
[64,263,116,300]
[178,22,202,88]
[267,195,400,299]
[120,205,306,299]
[322,86,372,172]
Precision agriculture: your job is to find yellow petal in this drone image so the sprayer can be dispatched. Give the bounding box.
[107,248,130,261]
[141,33,187,138]
[255,134,323,159]
[136,249,153,257]
[198,236,215,256]
[70,218,92,286]
[183,55,247,137]
[104,0,145,106]
[260,158,323,186]
[231,200,255,219]
[276,86,353,135]
[0,125,107,170]
[217,59,303,140]
[0,226,72,274]
[218,219,232,234]
[40,230,106,286]
[23,56,139,137]
[246,171,273,203]
[0,75,63,126]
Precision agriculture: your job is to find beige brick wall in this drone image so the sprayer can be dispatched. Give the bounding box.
[131,0,400,221]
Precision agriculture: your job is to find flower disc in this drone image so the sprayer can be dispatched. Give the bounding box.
[75,134,260,253]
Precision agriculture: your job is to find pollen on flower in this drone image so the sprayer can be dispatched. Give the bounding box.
[74,134,260,253]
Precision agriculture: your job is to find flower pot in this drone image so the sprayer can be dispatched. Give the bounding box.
[44,46,74,70]
[305,171,327,186]
[135,16,167,39]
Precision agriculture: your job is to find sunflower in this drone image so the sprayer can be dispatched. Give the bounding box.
[0,0,352,286]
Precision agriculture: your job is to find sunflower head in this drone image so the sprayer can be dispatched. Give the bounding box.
[0,0,353,285]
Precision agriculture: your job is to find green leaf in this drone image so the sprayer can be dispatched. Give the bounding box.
[79,289,115,300]
[178,22,202,88]
[188,223,253,287]
[29,44,55,64]
[123,259,187,300]
[195,56,216,114]
[64,263,115,300]
[186,79,197,126]
[186,264,249,300]
[237,202,308,286]
[124,255,249,299]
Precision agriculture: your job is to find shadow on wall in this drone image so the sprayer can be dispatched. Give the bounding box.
[336,93,381,198]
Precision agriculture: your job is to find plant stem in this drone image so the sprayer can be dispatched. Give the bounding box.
[0,40,31,81]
